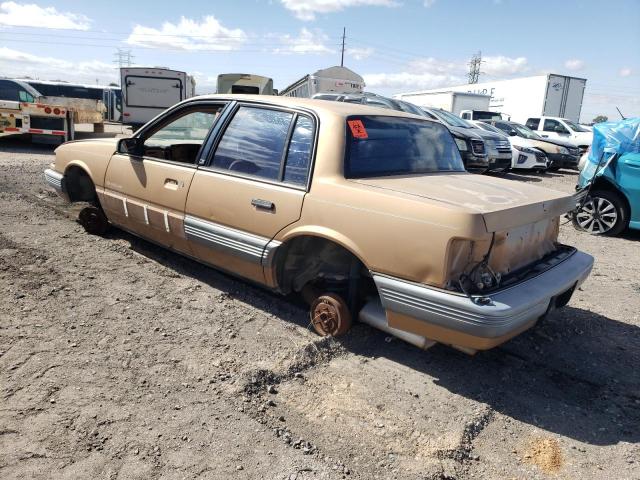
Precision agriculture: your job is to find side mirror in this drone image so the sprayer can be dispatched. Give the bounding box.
[509,130,517,136]
[118,137,143,156]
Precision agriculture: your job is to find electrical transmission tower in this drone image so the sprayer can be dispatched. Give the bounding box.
[113,49,134,68]
[468,51,482,84]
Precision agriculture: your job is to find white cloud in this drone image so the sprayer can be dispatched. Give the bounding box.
[619,67,632,77]
[363,54,528,91]
[364,71,465,90]
[0,47,116,84]
[407,56,466,75]
[482,55,528,76]
[423,0,436,7]
[564,58,585,71]
[280,0,398,21]
[126,16,246,51]
[345,46,374,60]
[272,28,335,55]
[0,1,90,30]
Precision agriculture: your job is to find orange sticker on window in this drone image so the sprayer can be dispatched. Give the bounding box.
[348,119,368,139]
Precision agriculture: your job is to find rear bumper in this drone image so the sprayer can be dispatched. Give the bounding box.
[44,168,67,199]
[373,249,593,348]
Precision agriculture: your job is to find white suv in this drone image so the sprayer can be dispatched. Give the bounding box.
[525,116,592,154]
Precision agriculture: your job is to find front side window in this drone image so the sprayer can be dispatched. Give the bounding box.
[212,106,293,180]
[543,119,564,132]
[18,90,35,103]
[345,116,465,178]
[142,107,222,164]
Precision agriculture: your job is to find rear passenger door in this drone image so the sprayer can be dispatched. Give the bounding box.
[184,104,315,284]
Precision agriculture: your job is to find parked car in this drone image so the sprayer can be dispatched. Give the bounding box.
[44,95,593,353]
[421,108,512,173]
[525,116,592,154]
[483,120,580,170]
[471,120,547,171]
[573,118,640,235]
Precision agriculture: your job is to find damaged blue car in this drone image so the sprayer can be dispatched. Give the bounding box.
[573,118,640,235]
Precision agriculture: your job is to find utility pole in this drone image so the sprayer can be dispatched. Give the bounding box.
[340,27,346,67]
[468,51,482,84]
[113,49,134,69]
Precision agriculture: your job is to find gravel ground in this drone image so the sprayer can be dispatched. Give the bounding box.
[1,132,639,480]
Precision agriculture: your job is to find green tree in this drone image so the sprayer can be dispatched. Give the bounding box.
[592,115,608,124]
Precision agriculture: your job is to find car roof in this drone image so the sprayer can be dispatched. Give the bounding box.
[182,94,430,121]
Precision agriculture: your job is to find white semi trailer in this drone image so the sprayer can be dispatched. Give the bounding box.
[392,91,498,120]
[120,67,195,128]
[395,74,587,123]
[280,66,364,98]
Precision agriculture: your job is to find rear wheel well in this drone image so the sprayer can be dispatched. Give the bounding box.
[274,236,376,310]
[65,166,97,203]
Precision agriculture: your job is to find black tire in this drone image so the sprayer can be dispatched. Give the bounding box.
[78,205,110,236]
[572,189,629,236]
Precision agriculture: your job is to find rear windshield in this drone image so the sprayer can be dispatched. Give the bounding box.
[344,116,465,178]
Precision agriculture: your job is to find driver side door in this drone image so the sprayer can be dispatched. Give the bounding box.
[101,102,226,254]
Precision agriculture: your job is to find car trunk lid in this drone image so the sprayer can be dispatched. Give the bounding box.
[352,172,576,232]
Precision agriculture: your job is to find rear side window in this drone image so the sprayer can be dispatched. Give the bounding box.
[345,116,465,178]
[213,106,293,180]
[525,118,540,129]
[283,115,313,185]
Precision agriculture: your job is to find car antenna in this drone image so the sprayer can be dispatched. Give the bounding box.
[616,106,626,120]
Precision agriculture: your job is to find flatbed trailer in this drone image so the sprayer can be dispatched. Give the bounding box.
[0,99,75,144]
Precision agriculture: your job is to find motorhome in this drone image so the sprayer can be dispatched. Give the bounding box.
[120,67,195,128]
[216,74,274,95]
[280,66,364,98]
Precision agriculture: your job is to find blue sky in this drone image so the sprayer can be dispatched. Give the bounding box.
[1,0,638,121]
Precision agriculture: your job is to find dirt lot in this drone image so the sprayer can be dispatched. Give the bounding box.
[1,132,639,480]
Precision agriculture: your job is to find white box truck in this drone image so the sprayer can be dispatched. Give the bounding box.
[120,67,195,129]
[395,74,587,123]
[392,91,500,121]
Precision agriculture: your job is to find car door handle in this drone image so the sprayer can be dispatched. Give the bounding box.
[251,198,275,211]
[164,178,179,190]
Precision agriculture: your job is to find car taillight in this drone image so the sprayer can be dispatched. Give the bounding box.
[44,107,52,114]
[53,108,60,115]
[123,112,130,117]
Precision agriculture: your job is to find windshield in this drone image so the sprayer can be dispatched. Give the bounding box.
[478,122,506,136]
[511,123,543,140]
[395,100,427,116]
[563,119,590,132]
[344,116,465,178]
[429,109,472,128]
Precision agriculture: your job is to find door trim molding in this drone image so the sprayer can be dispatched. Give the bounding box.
[184,215,281,267]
